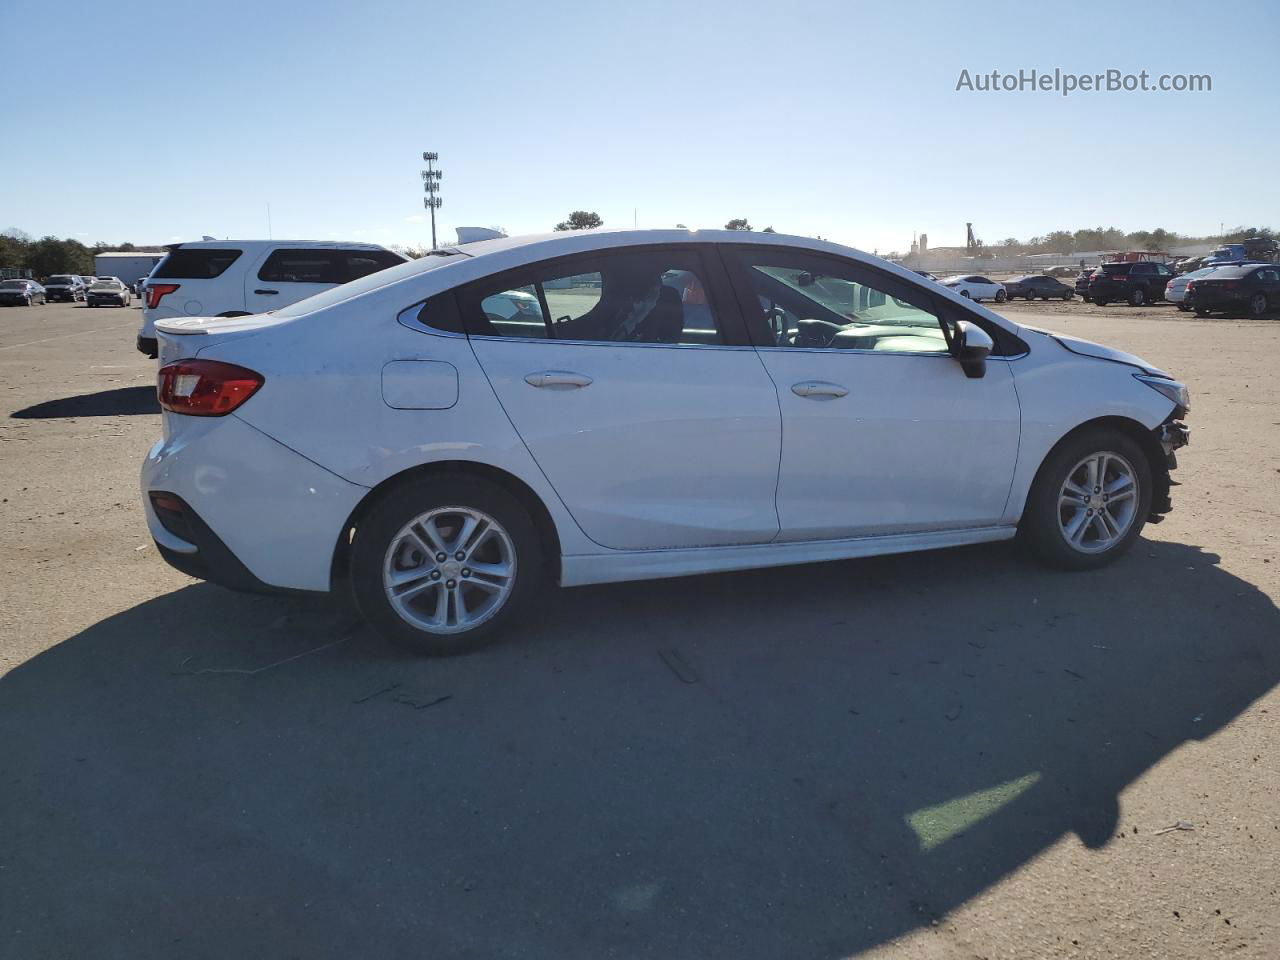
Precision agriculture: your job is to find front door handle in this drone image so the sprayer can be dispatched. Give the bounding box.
[792,380,848,399]
[524,370,593,390]
[254,289,279,296]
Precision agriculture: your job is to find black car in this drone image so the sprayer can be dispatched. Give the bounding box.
[0,279,47,306]
[1186,264,1280,318]
[43,274,85,302]
[1087,261,1175,306]
[1003,275,1074,300]
[1074,269,1095,298]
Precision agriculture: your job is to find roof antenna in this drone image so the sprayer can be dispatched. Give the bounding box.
[266,202,273,240]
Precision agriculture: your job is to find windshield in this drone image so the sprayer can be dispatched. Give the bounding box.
[48,276,76,283]
[758,267,942,332]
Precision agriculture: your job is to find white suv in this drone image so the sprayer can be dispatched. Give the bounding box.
[136,240,408,357]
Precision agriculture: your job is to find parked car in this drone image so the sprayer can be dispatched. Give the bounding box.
[78,275,97,290]
[1087,261,1175,306]
[0,279,47,306]
[913,270,939,281]
[142,229,1190,656]
[87,277,133,307]
[43,274,85,302]
[1045,265,1077,278]
[1003,275,1074,300]
[940,275,1006,301]
[134,276,149,297]
[1073,269,1096,298]
[136,240,410,357]
[1185,263,1280,318]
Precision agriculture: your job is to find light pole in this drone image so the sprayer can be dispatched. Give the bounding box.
[421,152,443,249]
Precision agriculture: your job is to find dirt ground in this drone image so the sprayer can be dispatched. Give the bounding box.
[1,300,1277,960]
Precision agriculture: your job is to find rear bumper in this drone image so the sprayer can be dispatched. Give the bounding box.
[46,291,78,301]
[141,414,368,592]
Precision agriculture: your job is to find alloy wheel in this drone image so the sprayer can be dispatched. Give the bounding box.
[381,506,516,634]
[1057,451,1139,554]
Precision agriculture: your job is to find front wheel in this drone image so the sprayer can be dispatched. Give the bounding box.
[1021,429,1152,570]
[1062,292,1072,300]
[995,289,1007,302]
[349,474,545,656]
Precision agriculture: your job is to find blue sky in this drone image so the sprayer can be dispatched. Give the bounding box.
[2,0,1275,253]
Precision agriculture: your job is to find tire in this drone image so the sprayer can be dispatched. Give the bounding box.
[1176,302,1189,311]
[1249,293,1268,318]
[1128,287,1146,307]
[960,290,971,299]
[995,289,1007,302]
[349,474,545,656]
[1092,297,1108,307]
[1021,427,1152,570]
[1195,306,1210,317]
[1025,291,1037,301]
[1062,292,1072,300]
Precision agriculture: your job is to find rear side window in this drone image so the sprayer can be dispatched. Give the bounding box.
[258,249,341,284]
[341,249,406,282]
[153,248,242,279]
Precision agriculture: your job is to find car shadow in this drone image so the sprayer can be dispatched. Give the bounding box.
[1,539,1275,958]
[10,386,158,418]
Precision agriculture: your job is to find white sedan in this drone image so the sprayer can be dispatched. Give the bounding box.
[941,274,1006,302]
[142,229,1189,655]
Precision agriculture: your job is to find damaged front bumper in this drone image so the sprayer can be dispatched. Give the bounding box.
[1148,418,1190,521]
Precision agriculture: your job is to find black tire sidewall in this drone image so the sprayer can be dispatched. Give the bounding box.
[349,474,544,656]
[1021,429,1153,570]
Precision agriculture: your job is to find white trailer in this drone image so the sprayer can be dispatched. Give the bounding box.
[93,252,165,286]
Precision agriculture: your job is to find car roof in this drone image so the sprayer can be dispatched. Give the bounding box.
[1204,265,1264,278]
[168,239,393,251]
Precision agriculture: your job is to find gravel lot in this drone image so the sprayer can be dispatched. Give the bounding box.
[1,299,1277,959]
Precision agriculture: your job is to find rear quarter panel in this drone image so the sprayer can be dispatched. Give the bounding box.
[191,275,599,558]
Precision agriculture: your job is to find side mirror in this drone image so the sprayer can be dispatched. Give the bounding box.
[951,319,993,379]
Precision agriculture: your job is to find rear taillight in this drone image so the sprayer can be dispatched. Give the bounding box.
[157,359,264,416]
[146,282,180,309]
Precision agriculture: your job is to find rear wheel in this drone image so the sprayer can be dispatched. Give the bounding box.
[1249,293,1268,318]
[1021,428,1152,570]
[349,474,545,656]
[960,290,971,299]
[1128,287,1146,306]
[1195,306,1210,317]
[1092,297,1108,306]
[1062,291,1072,300]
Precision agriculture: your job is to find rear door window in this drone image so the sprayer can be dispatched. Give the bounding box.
[258,249,342,284]
[153,248,242,279]
[340,249,408,282]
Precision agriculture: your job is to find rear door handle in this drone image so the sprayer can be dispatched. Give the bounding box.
[792,380,848,399]
[524,370,593,390]
[254,289,279,295]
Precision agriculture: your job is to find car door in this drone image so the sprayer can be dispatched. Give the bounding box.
[243,247,340,314]
[461,245,782,551]
[1257,267,1280,308]
[721,246,1021,541]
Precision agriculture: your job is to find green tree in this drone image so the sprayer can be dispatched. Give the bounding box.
[554,211,603,231]
[724,218,752,231]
